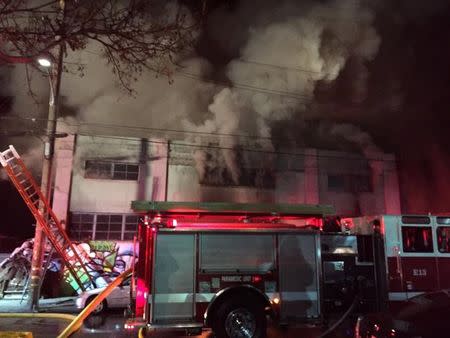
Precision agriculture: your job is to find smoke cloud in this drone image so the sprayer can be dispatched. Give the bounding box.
[190,0,381,181]
[2,0,384,186]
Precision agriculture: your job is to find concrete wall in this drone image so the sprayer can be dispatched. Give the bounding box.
[317,149,387,216]
[60,135,401,219]
[70,135,167,213]
[53,135,75,225]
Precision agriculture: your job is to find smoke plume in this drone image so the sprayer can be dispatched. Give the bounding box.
[190,0,381,182]
[2,0,384,186]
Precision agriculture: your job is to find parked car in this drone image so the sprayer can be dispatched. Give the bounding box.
[355,290,450,338]
[75,276,132,314]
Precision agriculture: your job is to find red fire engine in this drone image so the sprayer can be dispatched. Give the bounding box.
[348,214,450,305]
[128,202,450,337]
[127,202,364,336]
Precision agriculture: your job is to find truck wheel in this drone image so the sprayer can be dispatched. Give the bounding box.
[212,297,266,338]
[86,296,107,314]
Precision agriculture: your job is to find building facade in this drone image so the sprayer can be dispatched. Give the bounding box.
[51,135,401,241]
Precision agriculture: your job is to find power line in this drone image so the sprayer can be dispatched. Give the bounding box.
[175,69,314,101]
[1,114,393,160]
[235,58,322,75]
[74,133,391,163]
[82,49,323,103]
[0,114,275,141]
[0,118,392,162]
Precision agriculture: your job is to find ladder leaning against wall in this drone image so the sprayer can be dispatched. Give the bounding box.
[0,145,94,294]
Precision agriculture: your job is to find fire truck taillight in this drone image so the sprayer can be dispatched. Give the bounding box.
[252,275,262,283]
[136,278,148,318]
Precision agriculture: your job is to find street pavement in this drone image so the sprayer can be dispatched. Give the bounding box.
[0,300,351,338]
[0,312,327,338]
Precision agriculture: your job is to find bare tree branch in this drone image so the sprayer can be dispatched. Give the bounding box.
[0,0,196,88]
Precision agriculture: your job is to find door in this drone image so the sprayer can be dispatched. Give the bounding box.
[400,221,438,294]
[278,233,320,321]
[152,233,196,323]
[434,217,450,289]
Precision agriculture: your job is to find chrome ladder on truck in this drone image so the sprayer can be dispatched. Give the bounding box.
[0,145,94,294]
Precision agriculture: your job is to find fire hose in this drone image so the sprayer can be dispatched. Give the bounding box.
[319,275,366,338]
[319,295,359,338]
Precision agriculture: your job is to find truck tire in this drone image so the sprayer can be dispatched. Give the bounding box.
[212,296,266,338]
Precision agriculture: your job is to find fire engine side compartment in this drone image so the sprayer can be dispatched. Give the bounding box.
[147,229,322,328]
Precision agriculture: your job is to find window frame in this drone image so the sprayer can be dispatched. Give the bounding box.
[401,225,434,254]
[436,226,450,253]
[84,160,139,181]
[69,212,139,241]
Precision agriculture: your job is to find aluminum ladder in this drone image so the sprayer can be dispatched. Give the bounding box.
[0,145,94,294]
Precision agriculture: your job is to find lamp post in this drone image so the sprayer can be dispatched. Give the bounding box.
[28,48,63,310]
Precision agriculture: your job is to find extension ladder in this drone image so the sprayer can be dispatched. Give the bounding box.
[0,145,94,293]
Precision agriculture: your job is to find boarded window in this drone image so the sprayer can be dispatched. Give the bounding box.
[401,226,433,253]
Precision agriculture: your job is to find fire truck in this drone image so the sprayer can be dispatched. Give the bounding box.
[127,201,396,337]
[348,214,450,305]
[127,202,450,337]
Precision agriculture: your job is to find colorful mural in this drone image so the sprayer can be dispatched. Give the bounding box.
[64,240,138,290]
[0,239,138,298]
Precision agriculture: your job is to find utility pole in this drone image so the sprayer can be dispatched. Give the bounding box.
[28,45,64,310]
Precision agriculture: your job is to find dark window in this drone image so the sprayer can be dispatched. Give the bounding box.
[112,163,139,180]
[96,214,123,240]
[437,217,450,225]
[402,226,433,253]
[70,213,94,241]
[328,175,345,191]
[69,213,139,241]
[85,161,112,179]
[437,227,450,253]
[124,215,139,240]
[84,160,139,180]
[402,216,430,224]
[351,175,371,193]
[327,174,372,193]
[200,167,275,189]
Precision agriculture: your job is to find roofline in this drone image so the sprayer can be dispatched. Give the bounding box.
[131,201,335,217]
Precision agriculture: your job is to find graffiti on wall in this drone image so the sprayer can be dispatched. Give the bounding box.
[64,240,138,291]
[0,239,138,298]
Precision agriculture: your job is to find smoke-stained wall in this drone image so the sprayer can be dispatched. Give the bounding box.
[70,135,167,213]
[317,149,387,215]
[65,135,399,218]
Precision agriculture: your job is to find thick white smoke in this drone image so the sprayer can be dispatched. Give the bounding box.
[192,0,381,182]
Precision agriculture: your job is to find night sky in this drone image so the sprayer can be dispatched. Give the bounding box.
[1,0,450,241]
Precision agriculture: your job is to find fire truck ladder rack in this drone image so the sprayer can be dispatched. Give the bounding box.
[0,145,94,294]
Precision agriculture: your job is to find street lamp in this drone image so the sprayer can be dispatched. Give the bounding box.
[28,50,64,310]
[37,57,52,68]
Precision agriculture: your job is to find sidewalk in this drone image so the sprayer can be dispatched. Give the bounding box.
[0,316,72,338]
[0,296,77,313]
